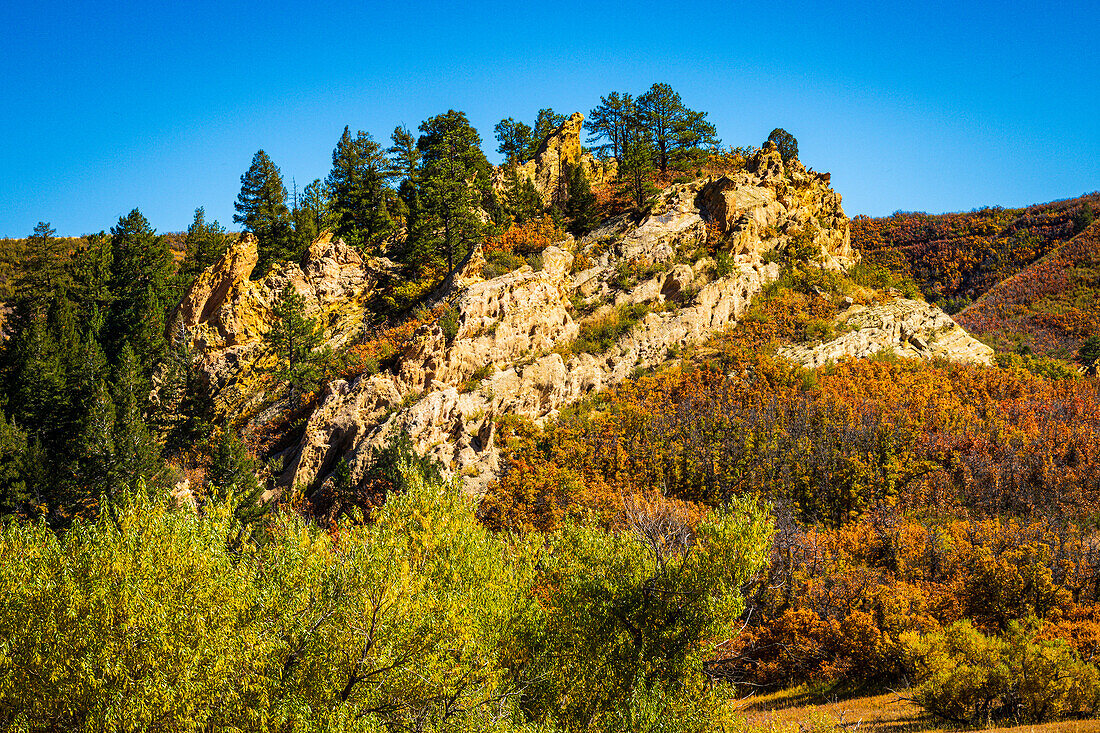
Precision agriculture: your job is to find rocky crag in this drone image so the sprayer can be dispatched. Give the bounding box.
[175,126,990,498]
[490,112,616,207]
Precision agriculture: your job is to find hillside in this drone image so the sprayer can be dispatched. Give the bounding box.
[955,221,1100,359]
[852,193,1099,313]
[4,108,1100,732]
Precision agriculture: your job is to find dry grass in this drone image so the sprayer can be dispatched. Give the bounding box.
[735,691,1100,733]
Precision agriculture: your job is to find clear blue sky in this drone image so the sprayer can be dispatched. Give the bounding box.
[2,0,1097,237]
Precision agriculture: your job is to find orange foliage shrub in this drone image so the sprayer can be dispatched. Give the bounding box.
[483,215,564,256]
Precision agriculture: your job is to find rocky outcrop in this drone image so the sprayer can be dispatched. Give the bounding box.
[492,112,616,207]
[697,142,855,270]
[171,232,392,416]
[178,149,965,499]
[778,298,995,368]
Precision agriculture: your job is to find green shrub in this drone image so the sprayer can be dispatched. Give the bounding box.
[904,620,1100,725]
[574,303,652,354]
[848,260,922,299]
[482,249,526,279]
[438,305,460,342]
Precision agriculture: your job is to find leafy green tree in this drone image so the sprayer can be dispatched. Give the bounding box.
[586,92,636,160]
[177,207,230,286]
[564,165,600,235]
[767,127,799,163]
[494,117,536,164]
[636,83,718,172]
[264,284,325,398]
[327,126,393,251]
[415,110,495,273]
[234,149,295,273]
[520,497,774,726]
[105,208,174,372]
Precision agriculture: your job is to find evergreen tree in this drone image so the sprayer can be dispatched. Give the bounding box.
[494,118,535,164]
[68,232,113,338]
[178,208,230,286]
[76,378,116,499]
[386,125,421,184]
[110,343,159,495]
[293,179,332,247]
[0,411,29,516]
[234,150,295,273]
[207,429,268,549]
[585,92,635,159]
[327,127,393,251]
[105,209,174,374]
[767,128,799,163]
[564,165,599,235]
[530,108,566,158]
[264,284,325,398]
[13,222,70,320]
[503,166,543,224]
[415,110,494,273]
[636,83,718,172]
[617,129,659,215]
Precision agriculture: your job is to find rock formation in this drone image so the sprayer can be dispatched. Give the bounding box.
[176,144,992,499]
[778,298,995,368]
[491,112,616,207]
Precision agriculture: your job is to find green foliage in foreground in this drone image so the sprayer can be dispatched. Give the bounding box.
[904,620,1100,725]
[0,452,772,732]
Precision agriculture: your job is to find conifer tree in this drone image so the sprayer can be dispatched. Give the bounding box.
[13,222,70,320]
[105,209,174,373]
[585,92,635,159]
[564,166,600,235]
[0,411,29,516]
[415,110,494,273]
[293,179,332,247]
[636,83,718,172]
[494,118,535,164]
[503,166,543,224]
[530,108,566,157]
[386,125,422,184]
[234,150,295,273]
[110,343,159,494]
[206,428,269,548]
[326,127,392,251]
[264,284,324,398]
[617,129,659,215]
[178,208,229,286]
[767,128,799,163]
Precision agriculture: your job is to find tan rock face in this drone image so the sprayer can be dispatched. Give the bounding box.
[180,156,988,501]
[697,143,855,270]
[492,112,616,207]
[778,298,995,369]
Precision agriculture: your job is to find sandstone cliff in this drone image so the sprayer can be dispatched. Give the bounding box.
[491,112,616,207]
[176,145,992,499]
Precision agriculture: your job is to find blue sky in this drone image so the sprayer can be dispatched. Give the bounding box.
[1,0,1097,237]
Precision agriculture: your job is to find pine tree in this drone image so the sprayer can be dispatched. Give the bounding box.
[110,343,159,495]
[327,127,392,251]
[494,118,535,164]
[234,150,295,273]
[69,232,113,338]
[105,209,174,373]
[415,110,494,273]
[264,284,325,399]
[0,411,29,516]
[530,108,566,158]
[387,125,422,184]
[767,128,799,163]
[564,166,600,235]
[617,129,659,215]
[636,83,718,172]
[503,166,543,224]
[13,222,70,320]
[293,179,332,247]
[178,208,229,286]
[207,428,269,549]
[585,92,635,159]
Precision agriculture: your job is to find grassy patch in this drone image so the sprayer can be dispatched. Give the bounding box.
[573,303,653,354]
